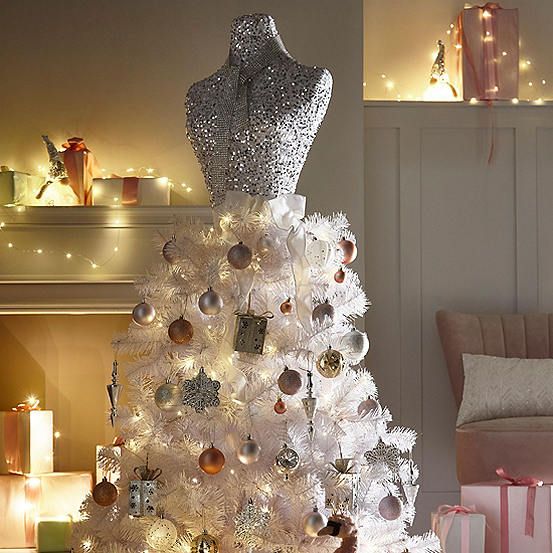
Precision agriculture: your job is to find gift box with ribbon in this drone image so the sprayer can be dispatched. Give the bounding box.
[92,176,170,206]
[36,516,72,553]
[0,474,35,547]
[60,137,99,205]
[0,166,49,206]
[95,436,124,483]
[462,467,551,553]
[457,3,519,100]
[128,456,162,517]
[0,405,53,475]
[431,504,485,553]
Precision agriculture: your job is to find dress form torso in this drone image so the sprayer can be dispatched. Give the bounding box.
[186,14,332,206]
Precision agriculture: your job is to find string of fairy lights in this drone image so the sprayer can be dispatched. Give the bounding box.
[368,13,550,104]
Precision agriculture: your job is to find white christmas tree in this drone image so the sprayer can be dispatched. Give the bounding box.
[74,192,439,553]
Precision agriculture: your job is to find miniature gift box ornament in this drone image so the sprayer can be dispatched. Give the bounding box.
[128,456,162,517]
[233,296,273,355]
[325,456,361,516]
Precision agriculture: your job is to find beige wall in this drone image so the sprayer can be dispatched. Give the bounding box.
[0,315,129,472]
[364,0,553,101]
[1,0,364,240]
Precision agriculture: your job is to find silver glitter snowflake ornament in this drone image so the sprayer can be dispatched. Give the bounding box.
[364,441,401,475]
[183,367,221,413]
[234,498,270,548]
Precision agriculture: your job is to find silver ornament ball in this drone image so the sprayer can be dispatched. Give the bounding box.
[257,233,275,254]
[378,495,402,521]
[302,507,328,537]
[132,301,156,326]
[340,329,370,363]
[198,287,223,315]
[312,300,335,324]
[237,435,261,465]
[227,242,252,270]
[162,237,179,264]
[155,381,182,411]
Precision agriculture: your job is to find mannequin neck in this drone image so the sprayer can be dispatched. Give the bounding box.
[229,14,288,66]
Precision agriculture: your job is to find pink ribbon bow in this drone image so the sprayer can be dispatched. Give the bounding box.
[496,467,543,553]
[433,504,476,553]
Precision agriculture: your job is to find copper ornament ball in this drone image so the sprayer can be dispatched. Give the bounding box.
[92,477,118,507]
[277,367,302,395]
[338,238,358,265]
[378,495,402,521]
[274,397,287,414]
[334,267,346,284]
[199,445,225,475]
[227,241,252,270]
[316,347,344,378]
[168,316,194,344]
[279,298,293,315]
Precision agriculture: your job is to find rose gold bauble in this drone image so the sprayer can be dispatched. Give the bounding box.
[168,316,194,344]
[312,300,335,324]
[274,397,287,414]
[280,298,293,315]
[227,242,252,270]
[338,238,358,265]
[92,477,118,507]
[334,267,346,284]
[199,445,225,475]
[277,367,302,395]
[357,398,378,418]
[378,495,402,520]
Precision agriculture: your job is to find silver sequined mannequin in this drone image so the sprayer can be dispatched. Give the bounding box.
[186,14,333,206]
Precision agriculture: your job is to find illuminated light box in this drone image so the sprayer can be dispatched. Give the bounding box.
[92,176,170,206]
[0,474,35,548]
[0,410,54,475]
[37,471,93,520]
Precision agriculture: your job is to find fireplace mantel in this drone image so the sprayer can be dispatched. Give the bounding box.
[0,206,211,314]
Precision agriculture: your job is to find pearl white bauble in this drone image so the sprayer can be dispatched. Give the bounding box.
[154,381,182,411]
[340,329,370,363]
[132,301,156,326]
[378,495,402,520]
[198,287,223,315]
[146,516,178,549]
[302,507,328,537]
[305,237,333,269]
[237,435,261,464]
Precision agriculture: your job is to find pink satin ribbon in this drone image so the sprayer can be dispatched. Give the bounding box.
[62,137,97,205]
[496,467,543,553]
[433,504,476,553]
[121,176,140,206]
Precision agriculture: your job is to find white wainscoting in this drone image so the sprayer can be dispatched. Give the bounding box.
[363,101,553,532]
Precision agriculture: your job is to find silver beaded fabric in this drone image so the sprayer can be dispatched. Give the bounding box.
[185,15,333,207]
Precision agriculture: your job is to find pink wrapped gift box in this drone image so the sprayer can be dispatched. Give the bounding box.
[462,480,552,553]
[431,505,485,553]
[459,4,519,100]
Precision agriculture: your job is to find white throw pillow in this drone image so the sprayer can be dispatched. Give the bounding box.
[457,353,553,427]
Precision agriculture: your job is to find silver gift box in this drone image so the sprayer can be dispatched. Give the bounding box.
[128,479,157,517]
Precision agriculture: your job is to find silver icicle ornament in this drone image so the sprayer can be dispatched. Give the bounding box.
[302,370,317,439]
[106,359,122,427]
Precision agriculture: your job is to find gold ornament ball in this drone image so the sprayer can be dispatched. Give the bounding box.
[277,367,302,395]
[191,530,219,553]
[199,445,225,475]
[334,267,346,284]
[132,301,156,327]
[92,477,118,507]
[316,347,344,378]
[279,298,293,315]
[155,381,182,411]
[146,516,178,549]
[168,316,194,344]
[198,287,223,315]
[339,238,358,265]
[227,241,252,270]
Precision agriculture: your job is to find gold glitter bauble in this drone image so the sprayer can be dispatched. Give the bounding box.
[146,516,178,549]
[316,347,344,378]
[168,316,194,344]
[92,477,118,507]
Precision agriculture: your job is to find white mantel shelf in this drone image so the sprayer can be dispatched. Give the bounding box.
[0,206,212,314]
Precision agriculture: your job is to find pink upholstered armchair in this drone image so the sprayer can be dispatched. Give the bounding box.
[436,310,553,485]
